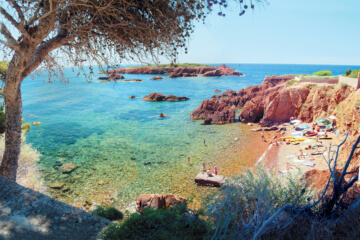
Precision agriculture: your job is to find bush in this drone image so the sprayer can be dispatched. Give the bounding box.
[312,70,332,76]
[346,68,352,76]
[21,123,31,133]
[99,202,208,240]
[286,79,299,86]
[340,82,350,89]
[202,167,314,239]
[348,68,360,78]
[90,205,124,221]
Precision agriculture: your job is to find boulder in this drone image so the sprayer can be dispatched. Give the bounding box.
[190,98,220,120]
[150,76,163,80]
[143,92,166,101]
[59,163,77,173]
[49,182,65,189]
[120,79,143,82]
[136,194,186,213]
[194,173,225,187]
[165,95,189,101]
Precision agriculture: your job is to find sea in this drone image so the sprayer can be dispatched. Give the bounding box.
[21,63,359,208]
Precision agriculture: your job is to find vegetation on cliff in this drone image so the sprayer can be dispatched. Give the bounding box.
[312,70,332,76]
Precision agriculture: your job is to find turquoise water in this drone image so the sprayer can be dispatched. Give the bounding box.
[21,64,359,207]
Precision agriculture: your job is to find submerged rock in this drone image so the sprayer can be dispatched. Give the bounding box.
[49,182,65,189]
[59,163,77,173]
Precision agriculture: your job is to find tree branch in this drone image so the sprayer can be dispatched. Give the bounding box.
[0,7,32,41]
[0,23,21,53]
[10,0,25,25]
[338,135,360,186]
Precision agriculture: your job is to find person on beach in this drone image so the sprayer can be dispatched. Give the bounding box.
[214,166,218,175]
[298,149,304,159]
[261,131,265,142]
[207,168,213,177]
[312,123,316,132]
[188,157,190,164]
[317,125,320,132]
[204,139,206,144]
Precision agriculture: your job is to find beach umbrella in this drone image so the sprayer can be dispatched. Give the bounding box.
[329,116,336,120]
[315,118,331,126]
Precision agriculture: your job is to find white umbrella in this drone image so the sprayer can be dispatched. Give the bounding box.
[329,116,336,120]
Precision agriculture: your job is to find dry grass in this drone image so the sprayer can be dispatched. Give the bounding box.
[0,134,46,193]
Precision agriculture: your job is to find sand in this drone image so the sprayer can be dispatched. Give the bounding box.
[254,124,344,176]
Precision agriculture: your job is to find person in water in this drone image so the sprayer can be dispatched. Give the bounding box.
[188,157,190,164]
[159,113,166,118]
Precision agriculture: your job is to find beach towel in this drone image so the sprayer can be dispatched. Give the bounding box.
[293,159,305,163]
[286,155,296,158]
[301,162,316,167]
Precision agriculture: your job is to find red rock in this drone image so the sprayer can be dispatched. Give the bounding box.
[190,98,221,120]
[136,194,186,213]
[143,92,166,101]
[150,76,163,80]
[194,173,225,187]
[203,69,221,77]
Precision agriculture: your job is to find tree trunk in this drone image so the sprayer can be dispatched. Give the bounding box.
[0,68,23,181]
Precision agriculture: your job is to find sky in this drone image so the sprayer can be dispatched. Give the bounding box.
[174,0,360,65]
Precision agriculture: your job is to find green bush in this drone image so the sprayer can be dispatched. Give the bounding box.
[312,70,332,76]
[90,205,124,221]
[202,167,314,239]
[340,82,350,89]
[346,68,352,76]
[348,68,360,78]
[99,202,208,240]
[286,79,300,86]
[21,123,31,133]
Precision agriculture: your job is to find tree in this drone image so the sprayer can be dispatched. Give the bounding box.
[346,68,352,76]
[0,1,266,181]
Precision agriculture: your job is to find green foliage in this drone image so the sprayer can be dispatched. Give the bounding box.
[99,202,208,240]
[312,70,332,76]
[301,103,307,111]
[0,61,8,82]
[21,123,31,133]
[346,68,352,76]
[347,68,360,78]
[90,205,124,221]
[286,79,300,86]
[202,167,314,239]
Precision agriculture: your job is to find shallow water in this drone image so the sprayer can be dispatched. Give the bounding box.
[21,63,357,207]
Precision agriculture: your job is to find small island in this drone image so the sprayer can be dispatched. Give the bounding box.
[108,63,243,78]
[143,92,189,101]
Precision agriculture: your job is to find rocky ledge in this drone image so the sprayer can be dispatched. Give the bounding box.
[191,75,359,131]
[108,64,242,78]
[143,92,189,101]
[136,194,186,213]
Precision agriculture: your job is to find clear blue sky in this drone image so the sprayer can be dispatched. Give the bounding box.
[174,0,360,65]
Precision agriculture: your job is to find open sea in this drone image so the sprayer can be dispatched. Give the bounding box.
[21,63,359,208]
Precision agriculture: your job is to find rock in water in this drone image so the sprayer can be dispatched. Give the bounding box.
[194,173,225,187]
[49,182,65,189]
[150,76,163,80]
[59,163,77,173]
[136,194,186,213]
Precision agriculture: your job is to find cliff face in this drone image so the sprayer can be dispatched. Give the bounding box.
[109,64,242,78]
[191,78,360,130]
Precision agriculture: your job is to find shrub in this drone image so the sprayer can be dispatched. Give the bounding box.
[0,104,4,134]
[90,205,124,221]
[301,103,307,110]
[21,123,31,133]
[348,68,360,78]
[313,70,332,76]
[286,79,299,86]
[346,68,352,76]
[202,167,314,239]
[99,202,209,240]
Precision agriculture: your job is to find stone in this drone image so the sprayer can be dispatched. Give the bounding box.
[194,173,225,187]
[98,180,108,185]
[214,89,221,93]
[129,96,136,99]
[59,163,77,173]
[49,182,65,189]
[143,92,166,101]
[136,194,186,213]
[120,79,143,82]
[150,76,163,80]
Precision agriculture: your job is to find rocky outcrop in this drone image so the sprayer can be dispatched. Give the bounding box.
[191,75,359,127]
[98,73,124,80]
[194,173,225,187]
[150,76,163,80]
[109,64,242,78]
[136,194,186,213]
[143,92,189,101]
[120,79,143,82]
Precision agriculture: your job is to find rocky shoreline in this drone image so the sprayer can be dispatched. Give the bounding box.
[190,75,360,132]
[108,64,243,78]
